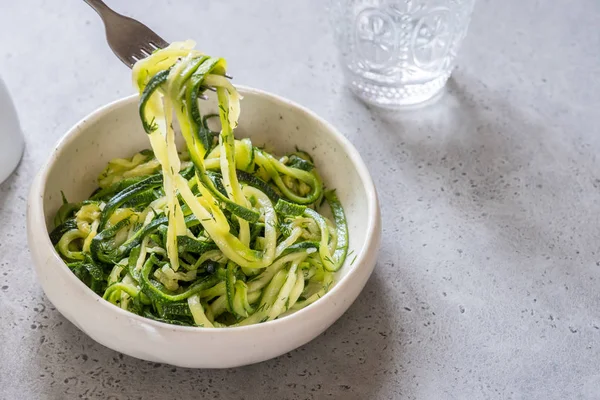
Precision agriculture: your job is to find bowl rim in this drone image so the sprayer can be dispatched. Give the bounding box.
[29,85,380,334]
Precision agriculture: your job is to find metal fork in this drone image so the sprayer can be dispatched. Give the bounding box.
[83,0,169,68]
[83,0,228,97]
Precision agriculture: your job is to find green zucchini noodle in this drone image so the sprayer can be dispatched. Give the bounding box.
[50,41,349,327]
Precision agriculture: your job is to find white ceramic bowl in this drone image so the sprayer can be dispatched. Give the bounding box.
[27,87,381,368]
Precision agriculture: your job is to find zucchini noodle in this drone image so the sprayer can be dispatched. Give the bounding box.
[49,41,349,327]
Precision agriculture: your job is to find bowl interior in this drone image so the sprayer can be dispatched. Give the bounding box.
[42,88,371,284]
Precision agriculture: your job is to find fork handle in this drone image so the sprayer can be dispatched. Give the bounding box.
[83,0,117,17]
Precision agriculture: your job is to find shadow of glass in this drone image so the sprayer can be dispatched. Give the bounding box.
[364,73,587,259]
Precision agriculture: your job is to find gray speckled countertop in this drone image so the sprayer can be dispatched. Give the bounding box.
[1,1,599,399]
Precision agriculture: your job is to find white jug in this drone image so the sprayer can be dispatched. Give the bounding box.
[0,77,24,184]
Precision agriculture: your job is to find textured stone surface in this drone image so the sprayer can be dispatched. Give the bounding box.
[1,0,599,399]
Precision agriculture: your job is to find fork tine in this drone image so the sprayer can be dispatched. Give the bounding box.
[131,51,145,63]
[84,0,170,68]
[116,51,137,68]
[149,37,169,49]
[139,41,153,52]
[147,42,161,51]
[139,47,152,57]
[125,58,136,68]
